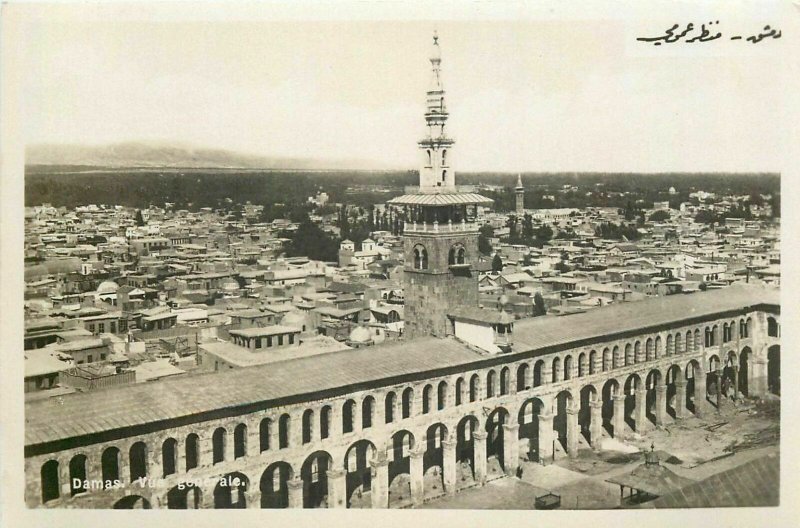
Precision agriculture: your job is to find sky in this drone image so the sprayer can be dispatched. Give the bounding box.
[15,2,791,172]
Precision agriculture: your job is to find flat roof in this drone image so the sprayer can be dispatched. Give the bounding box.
[229,325,301,337]
[24,285,778,452]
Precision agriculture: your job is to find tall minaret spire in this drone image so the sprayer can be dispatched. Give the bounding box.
[418,31,456,192]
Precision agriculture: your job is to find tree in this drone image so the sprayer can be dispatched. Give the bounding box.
[281,215,339,262]
[134,209,145,226]
[648,210,671,222]
[492,253,504,272]
[533,292,547,316]
[478,224,494,255]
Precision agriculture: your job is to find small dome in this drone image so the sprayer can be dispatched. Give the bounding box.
[348,326,372,344]
[97,281,119,294]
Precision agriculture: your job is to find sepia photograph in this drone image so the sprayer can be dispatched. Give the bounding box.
[1,1,797,526]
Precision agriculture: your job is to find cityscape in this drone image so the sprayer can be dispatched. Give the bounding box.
[21,30,780,512]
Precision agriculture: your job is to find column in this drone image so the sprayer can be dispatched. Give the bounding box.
[750,356,768,397]
[288,476,304,508]
[612,395,625,439]
[731,366,739,400]
[589,400,603,449]
[537,412,554,462]
[409,447,424,505]
[326,469,347,509]
[633,389,647,432]
[118,445,130,483]
[329,404,341,439]
[224,429,235,463]
[290,412,303,447]
[245,489,260,509]
[541,365,551,386]
[715,369,722,412]
[674,381,686,420]
[566,406,579,457]
[695,369,708,413]
[370,454,389,508]
[442,439,457,495]
[59,458,71,497]
[654,384,667,427]
[473,431,488,485]
[502,423,520,476]
[246,425,260,457]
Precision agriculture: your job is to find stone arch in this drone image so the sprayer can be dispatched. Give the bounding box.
[422,384,434,414]
[101,446,121,487]
[384,392,397,424]
[320,405,332,439]
[260,461,293,509]
[469,373,481,402]
[666,334,673,356]
[301,451,333,508]
[448,243,467,265]
[259,418,272,452]
[499,367,510,396]
[579,385,599,445]
[361,396,375,429]
[343,399,357,433]
[113,495,151,509]
[625,343,634,366]
[675,332,683,354]
[589,350,598,375]
[167,483,203,509]
[278,413,291,448]
[634,340,643,363]
[623,374,642,430]
[533,360,546,387]
[423,423,449,495]
[413,244,428,270]
[486,370,497,398]
[129,441,148,480]
[685,359,703,413]
[551,357,561,383]
[612,346,621,369]
[437,380,449,410]
[185,433,200,470]
[655,335,662,358]
[41,459,59,503]
[485,407,510,471]
[578,352,588,377]
[645,338,654,361]
[603,348,612,372]
[344,440,375,508]
[739,347,752,397]
[212,427,227,464]
[516,363,530,392]
[402,387,414,419]
[665,364,683,419]
[388,430,415,505]
[601,379,620,437]
[518,398,546,461]
[455,377,466,406]
[645,369,663,426]
[563,355,573,381]
[162,437,179,476]
[553,390,574,453]
[456,415,480,481]
[694,328,702,350]
[302,409,315,444]
[69,454,88,496]
[214,471,249,509]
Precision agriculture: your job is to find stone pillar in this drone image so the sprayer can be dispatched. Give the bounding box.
[224,429,235,463]
[288,476,304,509]
[537,412,554,462]
[502,423,520,476]
[612,395,626,439]
[375,394,386,425]
[326,469,347,509]
[150,441,163,480]
[329,405,341,439]
[731,366,739,400]
[695,369,708,411]
[409,447,424,505]
[247,425,260,457]
[442,439,457,494]
[634,389,647,432]
[589,400,603,449]
[118,446,130,483]
[541,365,551,386]
[289,412,303,448]
[751,356,768,397]
[654,385,667,427]
[566,406,579,457]
[245,489,260,509]
[715,369,722,412]
[59,459,71,496]
[473,431,488,485]
[674,381,686,419]
[370,455,389,508]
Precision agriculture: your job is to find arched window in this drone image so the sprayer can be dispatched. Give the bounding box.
[456,377,466,405]
[385,392,396,424]
[320,406,331,439]
[129,441,147,481]
[469,374,480,402]
[500,368,510,395]
[422,385,433,414]
[234,424,247,459]
[41,460,60,503]
[442,149,447,165]
[342,400,356,433]
[442,170,447,182]
[426,149,432,166]
[212,428,226,464]
[361,397,374,429]
[162,438,178,476]
[413,245,429,270]
[563,356,573,380]
[438,381,448,409]
[278,414,291,449]
[402,388,414,418]
[69,454,88,496]
[486,370,497,398]
[259,419,271,452]
[186,433,200,470]
[302,409,315,443]
[101,447,120,487]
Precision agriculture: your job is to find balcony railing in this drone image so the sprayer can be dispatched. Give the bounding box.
[403,220,478,234]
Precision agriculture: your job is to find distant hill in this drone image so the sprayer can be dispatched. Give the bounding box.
[26,141,389,171]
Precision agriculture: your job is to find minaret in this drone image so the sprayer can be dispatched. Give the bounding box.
[388,32,493,339]
[515,174,525,216]
[418,31,456,191]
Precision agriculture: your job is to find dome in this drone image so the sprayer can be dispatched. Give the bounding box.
[348,326,372,344]
[97,281,119,295]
